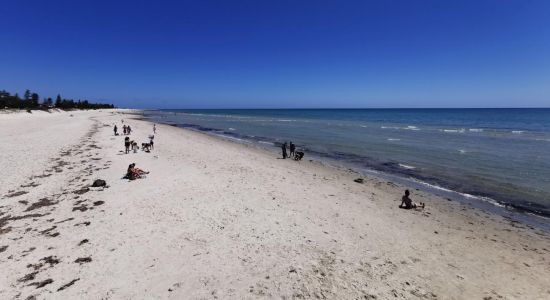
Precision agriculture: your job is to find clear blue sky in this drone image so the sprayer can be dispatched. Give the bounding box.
[1,0,549,108]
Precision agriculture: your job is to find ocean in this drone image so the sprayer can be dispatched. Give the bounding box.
[142,108,550,227]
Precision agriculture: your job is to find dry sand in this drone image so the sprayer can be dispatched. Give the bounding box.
[0,109,549,299]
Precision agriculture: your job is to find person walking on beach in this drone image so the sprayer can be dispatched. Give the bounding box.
[149,134,155,149]
[124,137,131,154]
[114,125,118,136]
[122,125,127,135]
[289,142,295,158]
[127,125,132,135]
[281,142,288,159]
[153,124,156,134]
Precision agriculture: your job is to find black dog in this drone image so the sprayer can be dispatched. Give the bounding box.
[294,151,304,161]
[141,142,152,152]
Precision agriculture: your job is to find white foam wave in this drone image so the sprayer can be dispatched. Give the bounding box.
[387,138,401,141]
[442,128,466,133]
[414,180,455,193]
[399,163,415,169]
[228,128,236,131]
[412,179,506,208]
[526,212,550,220]
[461,193,506,207]
[469,128,483,132]
[512,130,524,134]
[258,141,274,145]
[212,133,249,143]
[184,113,256,120]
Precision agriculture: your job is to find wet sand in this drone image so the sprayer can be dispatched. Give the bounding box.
[0,109,549,299]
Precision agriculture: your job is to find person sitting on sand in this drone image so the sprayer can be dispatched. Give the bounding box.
[125,163,149,180]
[399,190,425,209]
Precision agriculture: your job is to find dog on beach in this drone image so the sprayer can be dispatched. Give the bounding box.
[141,141,153,152]
[294,151,304,161]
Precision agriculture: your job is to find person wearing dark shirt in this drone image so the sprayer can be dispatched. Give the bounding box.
[124,137,131,154]
[399,190,425,209]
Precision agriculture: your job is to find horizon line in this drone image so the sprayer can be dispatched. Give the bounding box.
[134,107,550,110]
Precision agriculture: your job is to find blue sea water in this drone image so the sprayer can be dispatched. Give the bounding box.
[143,108,550,223]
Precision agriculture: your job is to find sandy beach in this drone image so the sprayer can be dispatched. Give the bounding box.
[0,109,549,299]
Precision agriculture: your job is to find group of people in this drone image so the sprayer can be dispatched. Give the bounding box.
[113,124,132,136]
[281,141,304,160]
[115,121,157,181]
[116,121,426,210]
[122,131,155,154]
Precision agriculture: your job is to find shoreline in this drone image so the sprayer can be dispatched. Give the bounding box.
[138,111,550,231]
[1,109,549,299]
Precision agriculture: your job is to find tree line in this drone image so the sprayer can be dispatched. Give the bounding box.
[0,89,115,110]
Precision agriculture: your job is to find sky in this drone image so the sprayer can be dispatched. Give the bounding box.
[1,0,549,108]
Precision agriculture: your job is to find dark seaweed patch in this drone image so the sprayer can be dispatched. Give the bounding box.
[72,205,88,212]
[73,187,90,195]
[25,198,58,212]
[29,278,53,289]
[5,191,28,198]
[57,278,79,291]
[18,271,38,282]
[74,257,92,264]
